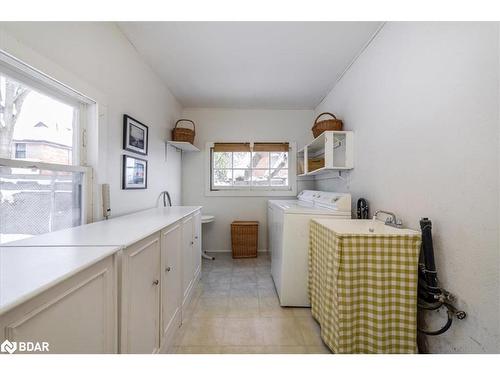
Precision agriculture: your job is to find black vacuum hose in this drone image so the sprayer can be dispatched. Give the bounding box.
[420,218,438,290]
[417,218,466,336]
[417,305,453,336]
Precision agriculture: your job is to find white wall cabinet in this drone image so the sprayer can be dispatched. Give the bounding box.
[298,130,354,176]
[0,255,117,354]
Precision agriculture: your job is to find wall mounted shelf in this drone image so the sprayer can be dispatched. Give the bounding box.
[297,130,353,177]
[167,141,200,152]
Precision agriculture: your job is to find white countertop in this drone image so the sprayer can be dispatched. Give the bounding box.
[0,245,120,315]
[3,206,202,248]
[0,205,201,315]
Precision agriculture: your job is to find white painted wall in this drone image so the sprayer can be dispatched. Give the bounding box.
[2,21,498,354]
[315,22,500,353]
[0,22,182,218]
[181,108,315,251]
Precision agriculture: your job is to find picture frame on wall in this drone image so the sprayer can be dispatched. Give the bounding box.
[123,114,148,155]
[122,155,148,189]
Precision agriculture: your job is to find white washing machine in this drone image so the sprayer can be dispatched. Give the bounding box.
[267,190,352,306]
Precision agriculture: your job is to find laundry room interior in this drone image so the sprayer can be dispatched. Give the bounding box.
[0,18,499,359]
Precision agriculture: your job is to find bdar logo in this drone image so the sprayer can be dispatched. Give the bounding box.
[1,339,17,354]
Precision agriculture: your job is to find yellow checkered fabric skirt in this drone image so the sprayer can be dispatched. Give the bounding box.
[308,220,421,353]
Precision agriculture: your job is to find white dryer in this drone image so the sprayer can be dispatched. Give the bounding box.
[267,190,351,306]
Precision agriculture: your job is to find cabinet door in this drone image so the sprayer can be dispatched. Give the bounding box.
[120,234,161,354]
[160,224,182,347]
[181,215,194,306]
[192,211,202,279]
[0,256,117,354]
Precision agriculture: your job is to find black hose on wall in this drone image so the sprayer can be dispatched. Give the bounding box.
[420,218,438,290]
[417,218,466,336]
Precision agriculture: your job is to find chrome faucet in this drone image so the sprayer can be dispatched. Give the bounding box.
[374,210,403,228]
[158,191,172,207]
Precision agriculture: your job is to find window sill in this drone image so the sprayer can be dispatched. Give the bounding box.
[205,189,297,197]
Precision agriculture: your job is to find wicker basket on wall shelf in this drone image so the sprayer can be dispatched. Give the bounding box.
[172,119,196,144]
[308,158,325,172]
[312,112,343,138]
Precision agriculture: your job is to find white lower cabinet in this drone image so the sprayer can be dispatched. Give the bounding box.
[0,255,117,354]
[160,223,182,349]
[0,209,202,354]
[119,209,202,353]
[193,211,202,280]
[181,215,194,307]
[120,233,161,354]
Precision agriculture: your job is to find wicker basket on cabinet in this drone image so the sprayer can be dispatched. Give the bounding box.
[231,221,258,259]
[312,112,343,138]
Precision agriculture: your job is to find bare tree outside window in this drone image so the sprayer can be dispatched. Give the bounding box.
[0,71,82,244]
[0,76,30,158]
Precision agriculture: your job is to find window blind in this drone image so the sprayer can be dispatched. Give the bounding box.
[253,142,289,152]
[213,143,251,152]
[213,142,289,152]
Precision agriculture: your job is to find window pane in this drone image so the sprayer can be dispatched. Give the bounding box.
[213,169,232,186]
[15,143,26,159]
[0,73,77,165]
[213,152,232,169]
[270,152,288,169]
[0,165,83,244]
[270,168,289,186]
[233,152,251,169]
[252,169,270,186]
[233,169,251,186]
[251,152,269,168]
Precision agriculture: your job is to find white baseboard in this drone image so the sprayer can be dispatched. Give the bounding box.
[203,249,268,253]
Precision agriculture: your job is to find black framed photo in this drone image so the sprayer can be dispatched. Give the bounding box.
[123,114,148,155]
[122,155,148,189]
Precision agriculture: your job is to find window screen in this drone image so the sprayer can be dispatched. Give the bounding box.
[0,165,84,243]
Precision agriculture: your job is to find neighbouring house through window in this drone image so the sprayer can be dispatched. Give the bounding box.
[210,142,291,191]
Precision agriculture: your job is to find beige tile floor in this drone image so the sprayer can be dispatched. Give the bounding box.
[168,252,332,354]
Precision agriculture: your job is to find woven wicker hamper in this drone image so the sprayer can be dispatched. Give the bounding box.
[231,221,258,259]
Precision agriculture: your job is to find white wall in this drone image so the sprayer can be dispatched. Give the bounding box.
[2,21,498,354]
[181,108,314,251]
[315,22,500,353]
[0,22,182,218]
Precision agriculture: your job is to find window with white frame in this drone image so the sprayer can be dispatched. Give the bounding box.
[0,50,93,244]
[210,142,291,191]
